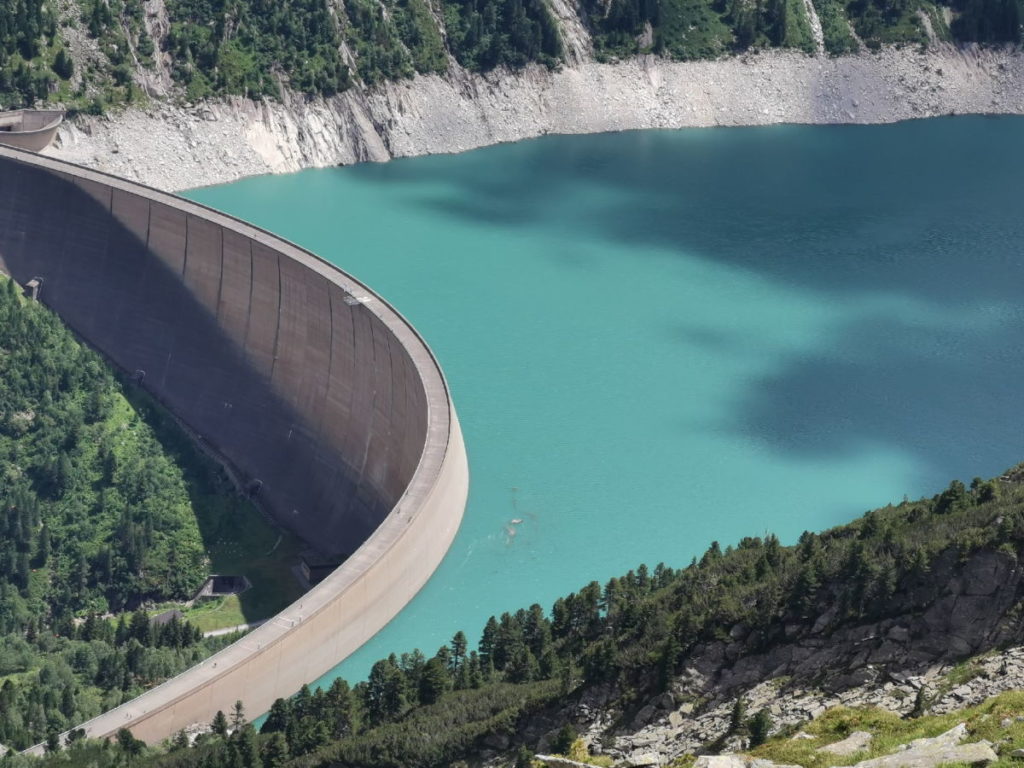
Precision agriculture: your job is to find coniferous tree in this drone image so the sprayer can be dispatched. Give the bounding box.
[211,710,229,737]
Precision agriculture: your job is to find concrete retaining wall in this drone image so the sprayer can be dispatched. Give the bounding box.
[0,145,469,745]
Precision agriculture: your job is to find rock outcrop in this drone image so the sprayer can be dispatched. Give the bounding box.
[837,725,997,768]
[549,546,1024,766]
[678,726,997,768]
[819,731,873,756]
[600,641,1024,764]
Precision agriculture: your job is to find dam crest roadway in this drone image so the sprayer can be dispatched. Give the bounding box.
[0,144,469,748]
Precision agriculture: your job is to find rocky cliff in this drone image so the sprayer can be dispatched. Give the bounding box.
[49,42,1024,191]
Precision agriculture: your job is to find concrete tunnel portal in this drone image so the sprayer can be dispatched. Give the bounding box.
[0,145,469,746]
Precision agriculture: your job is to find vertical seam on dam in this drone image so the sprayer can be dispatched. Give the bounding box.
[243,237,254,360]
[215,225,225,321]
[0,145,469,750]
[270,251,283,380]
[323,278,336,450]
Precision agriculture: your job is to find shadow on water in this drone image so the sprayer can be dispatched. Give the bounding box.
[347,116,1024,479]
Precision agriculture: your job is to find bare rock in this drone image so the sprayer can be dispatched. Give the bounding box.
[626,752,663,766]
[694,757,802,768]
[819,731,873,755]
[535,756,593,768]
[694,756,748,768]
[633,705,658,730]
[652,693,675,710]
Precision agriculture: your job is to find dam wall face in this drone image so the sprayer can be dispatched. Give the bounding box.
[0,146,469,744]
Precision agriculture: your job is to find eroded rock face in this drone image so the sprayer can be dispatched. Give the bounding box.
[673,548,1024,703]
[597,546,1024,767]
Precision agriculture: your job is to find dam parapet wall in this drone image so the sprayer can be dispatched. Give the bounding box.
[0,145,469,746]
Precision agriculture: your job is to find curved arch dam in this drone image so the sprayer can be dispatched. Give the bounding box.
[0,145,469,745]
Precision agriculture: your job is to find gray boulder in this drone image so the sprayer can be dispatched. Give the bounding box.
[819,731,873,756]
[626,753,663,767]
[534,755,593,768]
[693,757,748,768]
[693,757,801,768]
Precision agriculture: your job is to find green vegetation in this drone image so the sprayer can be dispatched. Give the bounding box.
[0,277,297,747]
[0,609,239,751]
[580,0,817,60]
[0,0,61,107]
[442,0,563,71]
[75,0,156,108]
[6,462,1023,768]
[580,0,1019,60]
[164,0,350,100]
[812,0,859,54]
[0,277,208,613]
[396,0,449,74]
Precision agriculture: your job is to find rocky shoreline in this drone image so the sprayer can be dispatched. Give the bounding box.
[47,44,1024,192]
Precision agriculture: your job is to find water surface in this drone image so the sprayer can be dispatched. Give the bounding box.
[187,116,1024,687]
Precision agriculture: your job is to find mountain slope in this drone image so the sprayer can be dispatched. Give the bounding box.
[1,0,1020,113]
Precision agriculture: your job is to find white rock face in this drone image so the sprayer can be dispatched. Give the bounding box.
[47,45,1024,193]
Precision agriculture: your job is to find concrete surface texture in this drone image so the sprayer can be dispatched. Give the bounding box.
[0,110,63,152]
[0,145,469,746]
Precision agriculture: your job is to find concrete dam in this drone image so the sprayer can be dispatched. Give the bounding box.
[0,145,469,744]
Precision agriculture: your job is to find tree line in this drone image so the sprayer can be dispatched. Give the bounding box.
[579,0,1020,60]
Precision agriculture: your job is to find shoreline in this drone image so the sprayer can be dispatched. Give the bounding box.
[46,44,1024,192]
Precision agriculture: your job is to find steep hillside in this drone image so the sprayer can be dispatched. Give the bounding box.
[12,464,1024,767]
[1,0,1020,113]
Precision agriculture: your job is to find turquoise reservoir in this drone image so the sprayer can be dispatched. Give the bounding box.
[187,116,1024,687]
